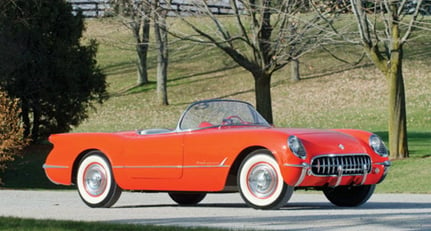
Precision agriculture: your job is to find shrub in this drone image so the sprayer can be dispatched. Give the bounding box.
[0,89,29,184]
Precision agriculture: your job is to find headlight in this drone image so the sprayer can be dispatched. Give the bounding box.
[369,134,389,157]
[288,135,307,159]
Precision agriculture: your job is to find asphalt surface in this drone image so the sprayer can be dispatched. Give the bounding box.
[0,190,430,230]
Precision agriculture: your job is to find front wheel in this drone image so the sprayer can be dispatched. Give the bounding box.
[238,150,294,210]
[168,192,207,205]
[323,185,375,207]
[76,151,122,208]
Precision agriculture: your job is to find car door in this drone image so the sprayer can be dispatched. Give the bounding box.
[180,128,237,190]
[121,132,183,179]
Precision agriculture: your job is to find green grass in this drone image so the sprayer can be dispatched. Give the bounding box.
[0,217,222,231]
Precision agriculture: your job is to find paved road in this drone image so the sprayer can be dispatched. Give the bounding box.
[0,190,430,230]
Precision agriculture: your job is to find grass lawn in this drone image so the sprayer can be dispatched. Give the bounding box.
[0,217,221,231]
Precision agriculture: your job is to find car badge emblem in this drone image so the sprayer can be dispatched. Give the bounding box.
[338,144,345,150]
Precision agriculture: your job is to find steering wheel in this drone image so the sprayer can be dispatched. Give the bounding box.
[222,115,245,125]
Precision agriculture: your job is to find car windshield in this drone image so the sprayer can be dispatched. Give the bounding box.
[178,99,270,130]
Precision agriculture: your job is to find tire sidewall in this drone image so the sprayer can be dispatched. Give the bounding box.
[77,152,113,207]
[238,151,289,209]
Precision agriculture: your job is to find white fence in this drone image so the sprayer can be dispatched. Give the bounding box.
[67,0,110,17]
[67,0,243,18]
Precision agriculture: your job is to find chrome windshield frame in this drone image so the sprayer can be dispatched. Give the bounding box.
[176,99,271,132]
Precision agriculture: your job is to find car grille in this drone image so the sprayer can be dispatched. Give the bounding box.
[311,154,371,176]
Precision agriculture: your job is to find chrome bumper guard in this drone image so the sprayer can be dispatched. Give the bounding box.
[285,160,391,187]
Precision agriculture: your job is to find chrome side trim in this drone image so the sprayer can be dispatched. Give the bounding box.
[113,165,182,169]
[113,165,230,169]
[284,163,308,168]
[219,157,228,166]
[43,164,69,169]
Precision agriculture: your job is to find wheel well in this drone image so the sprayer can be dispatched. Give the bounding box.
[71,149,101,185]
[226,146,269,187]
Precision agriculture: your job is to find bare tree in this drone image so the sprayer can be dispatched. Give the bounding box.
[169,0,334,123]
[153,0,169,105]
[116,0,169,104]
[346,0,427,159]
[119,0,151,85]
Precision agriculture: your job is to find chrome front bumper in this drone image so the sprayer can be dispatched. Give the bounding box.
[285,160,391,187]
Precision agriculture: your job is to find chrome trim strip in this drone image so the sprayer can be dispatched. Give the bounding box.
[113,165,230,169]
[219,157,228,166]
[284,163,308,168]
[113,165,182,169]
[295,163,309,187]
[43,164,69,169]
[184,165,230,168]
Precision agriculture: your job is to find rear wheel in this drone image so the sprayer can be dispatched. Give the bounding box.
[168,192,206,205]
[76,151,122,208]
[238,150,293,210]
[323,185,375,207]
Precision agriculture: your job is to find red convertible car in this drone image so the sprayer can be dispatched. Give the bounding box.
[44,99,390,210]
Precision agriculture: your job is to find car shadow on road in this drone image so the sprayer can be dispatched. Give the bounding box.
[114,201,431,210]
[115,203,248,209]
[282,201,431,210]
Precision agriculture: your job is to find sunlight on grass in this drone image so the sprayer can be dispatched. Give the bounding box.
[377,156,431,193]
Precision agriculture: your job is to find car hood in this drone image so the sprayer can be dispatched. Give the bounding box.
[275,128,368,155]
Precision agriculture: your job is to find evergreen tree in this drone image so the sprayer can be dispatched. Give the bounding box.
[0,0,108,140]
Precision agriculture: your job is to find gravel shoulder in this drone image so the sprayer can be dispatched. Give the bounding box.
[1,190,430,230]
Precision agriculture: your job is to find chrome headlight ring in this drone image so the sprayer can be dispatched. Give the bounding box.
[288,135,307,159]
[369,134,389,157]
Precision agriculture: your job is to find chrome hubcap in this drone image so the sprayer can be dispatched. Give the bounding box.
[248,163,277,198]
[84,164,107,196]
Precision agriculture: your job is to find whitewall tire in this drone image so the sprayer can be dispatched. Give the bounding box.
[76,151,122,208]
[238,150,293,210]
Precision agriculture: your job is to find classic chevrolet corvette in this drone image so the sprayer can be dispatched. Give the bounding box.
[44,99,390,209]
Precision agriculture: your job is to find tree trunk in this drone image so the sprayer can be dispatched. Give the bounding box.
[154,5,169,106]
[21,99,31,138]
[253,72,273,124]
[387,49,409,159]
[290,58,300,82]
[135,16,150,85]
[353,1,410,159]
[136,44,149,85]
[31,107,40,141]
[116,0,126,16]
